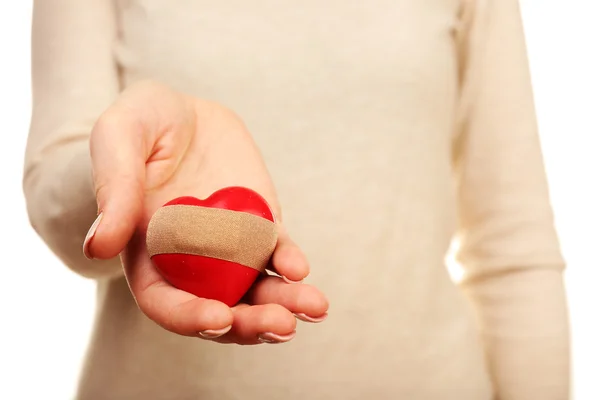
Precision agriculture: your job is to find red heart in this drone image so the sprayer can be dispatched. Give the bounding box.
[147,187,277,307]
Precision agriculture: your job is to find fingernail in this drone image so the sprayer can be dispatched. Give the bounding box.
[294,312,328,323]
[83,212,103,259]
[258,331,296,344]
[282,275,303,284]
[198,325,232,339]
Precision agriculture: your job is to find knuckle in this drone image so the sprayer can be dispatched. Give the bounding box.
[92,109,125,138]
[93,179,109,203]
[164,302,180,333]
[203,100,247,130]
[92,103,144,144]
[287,291,303,313]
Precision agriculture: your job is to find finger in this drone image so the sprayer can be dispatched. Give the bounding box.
[268,226,310,283]
[215,303,297,345]
[84,81,193,260]
[140,281,234,337]
[247,276,329,321]
[85,107,147,260]
[122,231,234,337]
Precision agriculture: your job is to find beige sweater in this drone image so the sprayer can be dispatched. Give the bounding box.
[24,0,570,399]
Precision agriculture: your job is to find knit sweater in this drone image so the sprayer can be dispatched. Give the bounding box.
[24,0,569,398]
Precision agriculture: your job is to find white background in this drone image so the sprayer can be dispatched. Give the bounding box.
[0,1,598,399]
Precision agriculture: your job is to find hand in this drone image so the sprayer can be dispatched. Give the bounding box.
[83,81,329,344]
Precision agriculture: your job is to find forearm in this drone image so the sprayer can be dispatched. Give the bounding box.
[461,267,570,399]
[25,0,122,278]
[24,139,123,279]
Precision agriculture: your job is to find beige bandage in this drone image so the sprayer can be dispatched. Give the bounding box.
[146,205,278,271]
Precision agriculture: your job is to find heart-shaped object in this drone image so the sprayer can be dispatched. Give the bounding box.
[146,187,278,306]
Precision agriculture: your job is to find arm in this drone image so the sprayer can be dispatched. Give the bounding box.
[24,0,122,279]
[23,1,329,343]
[453,0,570,398]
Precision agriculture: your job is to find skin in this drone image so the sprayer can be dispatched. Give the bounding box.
[84,80,329,345]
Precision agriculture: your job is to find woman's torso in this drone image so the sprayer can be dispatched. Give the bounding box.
[77,1,493,398]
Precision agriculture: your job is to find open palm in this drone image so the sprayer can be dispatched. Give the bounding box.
[83,81,328,344]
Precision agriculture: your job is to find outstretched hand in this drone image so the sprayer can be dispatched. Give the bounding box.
[83,81,329,344]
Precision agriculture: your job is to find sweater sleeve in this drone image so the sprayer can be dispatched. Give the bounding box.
[452,1,570,399]
[24,0,123,279]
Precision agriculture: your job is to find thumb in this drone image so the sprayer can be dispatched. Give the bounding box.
[83,109,149,260]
